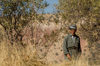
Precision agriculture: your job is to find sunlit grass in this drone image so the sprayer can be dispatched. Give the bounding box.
[0,41,46,66]
[0,41,99,66]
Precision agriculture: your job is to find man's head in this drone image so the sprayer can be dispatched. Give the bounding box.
[69,25,77,35]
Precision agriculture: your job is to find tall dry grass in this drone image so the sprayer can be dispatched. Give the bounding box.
[49,58,98,66]
[0,24,99,66]
[0,41,98,66]
[0,41,46,66]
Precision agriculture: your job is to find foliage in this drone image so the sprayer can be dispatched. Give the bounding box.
[58,0,100,43]
[0,0,48,45]
[58,0,100,64]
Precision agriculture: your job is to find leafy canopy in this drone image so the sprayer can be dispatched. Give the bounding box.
[0,0,48,44]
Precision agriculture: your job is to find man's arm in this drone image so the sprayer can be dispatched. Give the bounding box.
[63,36,71,60]
[78,37,82,53]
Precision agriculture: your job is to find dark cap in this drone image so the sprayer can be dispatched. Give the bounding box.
[69,24,77,30]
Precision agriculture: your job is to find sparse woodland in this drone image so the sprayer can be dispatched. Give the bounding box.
[0,0,100,66]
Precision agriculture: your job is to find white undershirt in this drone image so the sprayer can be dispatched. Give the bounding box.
[72,36,76,44]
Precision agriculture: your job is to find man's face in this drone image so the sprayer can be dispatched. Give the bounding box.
[70,29,76,35]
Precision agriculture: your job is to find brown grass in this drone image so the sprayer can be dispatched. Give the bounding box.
[0,24,99,66]
[0,41,46,66]
[0,41,99,66]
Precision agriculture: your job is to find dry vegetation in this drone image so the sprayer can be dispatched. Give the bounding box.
[0,42,96,66]
[0,41,47,66]
[0,22,99,66]
[0,0,100,66]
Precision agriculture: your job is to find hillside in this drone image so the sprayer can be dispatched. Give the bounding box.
[0,14,99,66]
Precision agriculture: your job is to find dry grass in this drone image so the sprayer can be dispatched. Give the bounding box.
[0,41,46,66]
[0,41,99,66]
[0,25,99,66]
[49,58,99,66]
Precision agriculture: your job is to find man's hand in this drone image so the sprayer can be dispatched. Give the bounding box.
[66,54,72,61]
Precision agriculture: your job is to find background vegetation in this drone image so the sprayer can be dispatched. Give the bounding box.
[57,0,100,64]
[0,0,99,66]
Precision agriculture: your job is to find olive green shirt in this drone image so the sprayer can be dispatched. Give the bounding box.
[63,33,81,60]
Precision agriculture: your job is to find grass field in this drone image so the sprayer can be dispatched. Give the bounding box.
[0,41,98,66]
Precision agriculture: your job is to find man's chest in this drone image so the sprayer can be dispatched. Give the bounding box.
[67,36,79,47]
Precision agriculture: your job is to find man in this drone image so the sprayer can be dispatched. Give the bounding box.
[63,24,81,61]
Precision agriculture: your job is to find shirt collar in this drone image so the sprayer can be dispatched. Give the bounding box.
[69,33,76,37]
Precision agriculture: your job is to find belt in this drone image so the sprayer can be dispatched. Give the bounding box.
[68,46,78,50]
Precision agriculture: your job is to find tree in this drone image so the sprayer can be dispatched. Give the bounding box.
[0,0,48,45]
[58,0,100,43]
